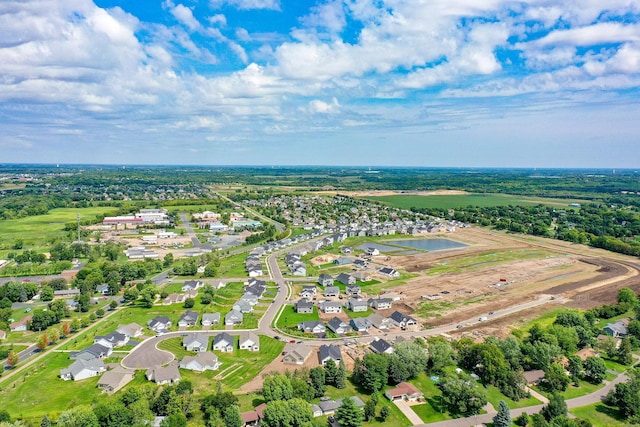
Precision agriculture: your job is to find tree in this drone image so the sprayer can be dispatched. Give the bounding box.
[543,362,570,392]
[62,322,71,336]
[37,333,49,350]
[200,293,212,305]
[440,374,487,416]
[140,287,157,308]
[428,338,456,373]
[221,405,242,427]
[123,288,139,302]
[493,400,512,427]
[324,359,338,386]
[583,356,607,385]
[57,406,99,427]
[183,298,195,309]
[567,355,583,385]
[0,410,10,422]
[353,353,389,394]
[6,351,18,368]
[541,393,567,421]
[109,300,118,310]
[379,406,390,421]
[363,400,376,422]
[49,328,60,344]
[40,285,54,302]
[335,397,364,427]
[617,287,637,306]
[262,374,293,402]
[96,308,105,318]
[335,360,347,389]
[161,413,187,427]
[77,294,90,312]
[40,415,52,427]
[163,253,174,268]
[514,412,529,426]
[617,338,633,365]
[389,341,428,382]
[309,367,326,398]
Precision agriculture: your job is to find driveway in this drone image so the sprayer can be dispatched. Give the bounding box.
[394,400,423,426]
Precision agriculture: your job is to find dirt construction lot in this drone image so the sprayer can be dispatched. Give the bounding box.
[373,227,640,333]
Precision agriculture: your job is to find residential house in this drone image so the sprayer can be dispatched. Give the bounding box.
[180,352,221,372]
[318,274,334,287]
[98,367,135,393]
[212,333,234,352]
[146,362,181,385]
[336,273,356,286]
[71,343,112,360]
[94,331,128,349]
[523,370,545,386]
[10,315,31,332]
[324,286,340,297]
[163,293,186,305]
[368,298,393,310]
[247,265,263,277]
[319,301,342,314]
[178,310,199,327]
[291,264,307,276]
[350,317,372,332]
[239,292,259,306]
[353,259,368,269]
[225,310,243,325]
[345,285,361,296]
[298,320,326,335]
[327,317,351,334]
[184,333,209,352]
[233,299,253,314]
[379,267,400,277]
[318,397,364,415]
[318,344,342,366]
[370,338,394,354]
[333,257,352,266]
[182,280,203,292]
[295,299,314,314]
[603,319,629,338]
[246,280,267,297]
[347,298,368,313]
[390,311,418,329]
[239,331,260,351]
[201,313,221,327]
[340,246,353,254]
[385,382,423,401]
[282,343,313,365]
[352,271,371,282]
[300,285,317,299]
[60,356,106,381]
[116,323,143,338]
[365,247,380,256]
[241,410,260,427]
[96,284,110,295]
[148,316,172,334]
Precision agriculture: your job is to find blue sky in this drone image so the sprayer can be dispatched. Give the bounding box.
[1,0,640,167]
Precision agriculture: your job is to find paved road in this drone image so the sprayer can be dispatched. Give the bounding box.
[178,212,211,250]
[1,344,39,370]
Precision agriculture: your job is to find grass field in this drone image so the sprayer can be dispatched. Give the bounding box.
[363,194,588,210]
[570,403,627,426]
[0,207,118,249]
[276,305,320,329]
[483,384,541,409]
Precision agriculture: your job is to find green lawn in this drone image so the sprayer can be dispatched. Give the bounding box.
[603,359,632,373]
[347,308,374,319]
[0,207,118,249]
[363,194,588,210]
[217,253,251,278]
[483,384,541,409]
[276,305,320,328]
[408,372,451,423]
[570,403,628,426]
[534,374,616,400]
[157,337,199,359]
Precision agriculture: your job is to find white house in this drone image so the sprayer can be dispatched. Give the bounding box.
[180,352,221,372]
[239,332,260,351]
[213,333,234,352]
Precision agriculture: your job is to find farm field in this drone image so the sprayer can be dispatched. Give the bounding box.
[362,193,588,210]
[0,207,118,249]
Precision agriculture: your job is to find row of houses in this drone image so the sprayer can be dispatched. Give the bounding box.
[297,311,417,337]
[225,279,268,326]
[183,331,260,352]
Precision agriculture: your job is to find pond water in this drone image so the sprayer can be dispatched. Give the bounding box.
[386,238,468,251]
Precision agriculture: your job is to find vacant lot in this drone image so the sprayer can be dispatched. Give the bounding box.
[361,193,588,209]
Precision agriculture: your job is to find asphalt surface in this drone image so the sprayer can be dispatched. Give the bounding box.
[178,212,212,250]
[2,344,39,370]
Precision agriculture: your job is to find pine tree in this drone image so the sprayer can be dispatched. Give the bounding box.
[379,406,390,421]
[335,360,347,389]
[335,397,364,427]
[493,400,512,427]
[41,415,52,427]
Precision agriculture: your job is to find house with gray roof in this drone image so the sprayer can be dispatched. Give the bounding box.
[351,317,372,332]
[148,316,172,334]
[296,299,314,314]
[225,309,243,325]
[347,298,369,312]
[184,333,209,352]
[201,313,220,327]
[318,274,334,287]
[213,333,234,352]
[379,267,400,277]
[390,311,417,329]
[146,362,180,385]
[239,331,260,351]
[320,301,342,314]
[98,367,135,393]
[604,319,629,338]
[178,310,199,327]
[233,299,253,313]
[282,343,313,365]
[370,338,394,354]
[180,352,221,372]
[318,397,364,415]
[368,297,393,310]
[345,285,361,296]
[318,344,342,366]
[367,313,392,330]
[70,343,112,360]
[94,331,128,349]
[60,356,106,381]
[327,317,351,334]
[336,273,356,285]
[324,286,340,297]
[182,280,203,292]
[116,323,143,338]
[298,320,326,335]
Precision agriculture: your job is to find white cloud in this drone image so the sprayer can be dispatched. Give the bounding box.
[208,14,227,26]
[209,0,280,11]
[169,4,201,32]
[308,98,340,114]
[523,22,640,48]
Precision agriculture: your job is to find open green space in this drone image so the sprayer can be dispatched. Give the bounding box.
[427,249,559,275]
[408,372,451,423]
[347,308,374,319]
[0,207,118,249]
[363,194,589,210]
[534,372,616,400]
[570,403,628,426]
[217,253,251,278]
[276,305,320,329]
[483,384,541,409]
[416,300,457,318]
